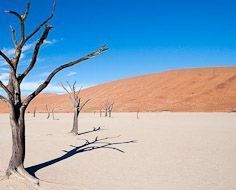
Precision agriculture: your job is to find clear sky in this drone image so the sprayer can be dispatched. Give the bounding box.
[0,0,236,94]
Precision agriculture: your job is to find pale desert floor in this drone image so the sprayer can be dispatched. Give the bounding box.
[0,112,236,190]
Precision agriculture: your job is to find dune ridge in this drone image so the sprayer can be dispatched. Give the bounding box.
[0,66,236,113]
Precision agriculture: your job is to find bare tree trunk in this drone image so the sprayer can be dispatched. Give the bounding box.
[6,107,38,184]
[71,108,79,135]
[52,108,57,120]
[46,105,50,119]
[33,107,36,117]
[100,110,102,117]
[6,110,25,175]
[47,112,50,119]
[109,110,112,117]
[105,109,108,117]
[137,111,139,119]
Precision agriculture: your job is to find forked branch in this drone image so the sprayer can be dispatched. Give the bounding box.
[25,0,56,42]
[18,25,53,83]
[0,81,12,99]
[0,51,14,70]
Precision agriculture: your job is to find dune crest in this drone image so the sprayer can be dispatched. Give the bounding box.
[0,66,236,112]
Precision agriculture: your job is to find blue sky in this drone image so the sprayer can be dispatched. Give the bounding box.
[0,0,236,94]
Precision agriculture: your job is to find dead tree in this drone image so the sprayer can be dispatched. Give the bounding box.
[103,101,114,117]
[51,107,58,120]
[137,111,139,119]
[46,104,58,120]
[61,81,90,135]
[0,0,107,185]
[45,104,51,119]
[108,103,114,117]
[33,107,36,117]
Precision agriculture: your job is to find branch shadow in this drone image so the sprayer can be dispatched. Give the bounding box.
[78,126,103,136]
[26,136,136,178]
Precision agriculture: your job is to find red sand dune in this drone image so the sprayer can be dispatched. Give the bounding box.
[1,66,236,112]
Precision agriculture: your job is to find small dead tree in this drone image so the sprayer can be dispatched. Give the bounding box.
[108,103,114,117]
[137,111,139,119]
[33,107,36,117]
[61,81,90,135]
[51,107,58,120]
[0,0,107,184]
[103,101,114,117]
[46,104,58,120]
[45,104,51,119]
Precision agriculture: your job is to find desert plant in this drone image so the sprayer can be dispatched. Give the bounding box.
[61,81,90,135]
[0,0,107,184]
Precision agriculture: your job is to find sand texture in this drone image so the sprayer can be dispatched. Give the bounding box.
[0,112,236,189]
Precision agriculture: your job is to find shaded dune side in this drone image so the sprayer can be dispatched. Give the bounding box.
[0,66,236,112]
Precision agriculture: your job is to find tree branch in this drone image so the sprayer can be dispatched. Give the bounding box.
[22,0,31,21]
[4,10,21,20]
[4,10,25,40]
[80,99,90,111]
[0,80,12,99]
[25,0,56,43]
[0,94,9,103]
[0,51,14,70]
[22,46,108,107]
[10,25,18,47]
[60,82,74,103]
[18,25,53,83]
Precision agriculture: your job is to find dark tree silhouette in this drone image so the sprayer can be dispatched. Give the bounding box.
[0,0,107,184]
[61,81,90,135]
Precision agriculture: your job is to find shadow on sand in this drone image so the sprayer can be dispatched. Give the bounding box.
[26,133,136,178]
[78,126,103,136]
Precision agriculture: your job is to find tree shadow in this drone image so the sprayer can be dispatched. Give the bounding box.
[26,136,136,178]
[78,126,103,136]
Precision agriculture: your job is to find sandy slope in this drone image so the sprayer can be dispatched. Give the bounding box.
[0,113,236,190]
[1,66,236,113]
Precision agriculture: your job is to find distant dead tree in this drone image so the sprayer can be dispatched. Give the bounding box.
[103,100,114,117]
[61,81,90,135]
[45,104,58,120]
[33,107,36,117]
[108,103,114,117]
[45,104,51,119]
[51,107,58,120]
[0,0,107,184]
[137,111,139,119]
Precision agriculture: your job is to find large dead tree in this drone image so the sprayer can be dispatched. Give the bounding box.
[61,81,90,135]
[0,0,107,184]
